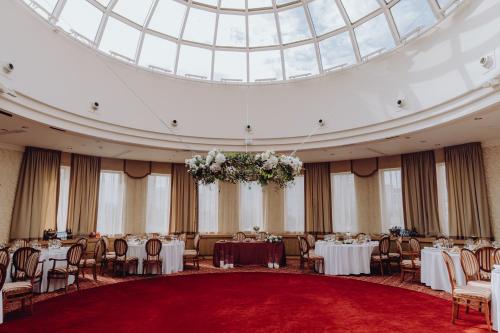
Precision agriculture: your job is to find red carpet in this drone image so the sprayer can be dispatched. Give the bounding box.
[0,272,489,332]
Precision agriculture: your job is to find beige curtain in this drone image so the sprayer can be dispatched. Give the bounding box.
[445,143,492,238]
[354,173,382,234]
[67,154,101,235]
[263,183,284,233]
[169,163,198,233]
[217,182,239,234]
[304,163,332,233]
[10,147,61,239]
[401,150,440,236]
[123,176,148,234]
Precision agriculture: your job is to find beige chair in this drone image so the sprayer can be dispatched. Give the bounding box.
[305,233,316,249]
[443,251,491,331]
[80,239,103,281]
[475,246,494,280]
[460,249,491,289]
[256,232,268,241]
[113,238,138,276]
[371,236,391,275]
[298,236,324,274]
[143,238,162,275]
[183,234,201,270]
[396,238,420,282]
[0,248,10,268]
[100,236,115,275]
[46,244,84,293]
[493,248,500,265]
[177,233,187,242]
[234,232,246,241]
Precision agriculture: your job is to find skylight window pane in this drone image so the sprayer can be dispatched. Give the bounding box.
[148,0,186,38]
[139,34,177,72]
[96,0,111,7]
[284,44,318,79]
[182,8,216,45]
[99,17,140,59]
[308,0,345,36]
[319,31,356,70]
[59,0,103,41]
[177,45,212,79]
[195,0,218,6]
[38,0,58,13]
[112,0,154,25]
[276,0,296,6]
[341,0,380,23]
[216,15,246,47]
[248,14,279,47]
[437,0,452,9]
[249,50,283,82]
[220,0,246,9]
[279,7,312,44]
[391,0,436,38]
[355,14,395,58]
[213,51,247,81]
[248,0,273,9]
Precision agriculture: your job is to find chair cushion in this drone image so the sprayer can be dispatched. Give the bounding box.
[401,259,421,268]
[49,266,78,275]
[371,255,389,261]
[389,252,400,258]
[183,249,198,257]
[454,285,491,300]
[3,281,33,296]
[13,268,43,280]
[105,253,116,259]
[115,256,138,262]
[80,258,96,267]
[468,280,491,289]
[480,271,491,280]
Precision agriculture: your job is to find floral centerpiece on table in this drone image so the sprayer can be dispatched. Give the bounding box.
[185,149,302,187]
[265,235,283,243]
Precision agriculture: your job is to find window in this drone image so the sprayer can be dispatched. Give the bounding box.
[379,169,404,233]
[99,17,140,59]
[331,173,358,232]
[145,174,171,234]
[239,182,263,232]
[97,171,125,235]
[284,176,304,233]
[56,166,71,232]
[391,0,436,38]
[198,182,219,233]
[354,14,395,58]
[436,163,449,235]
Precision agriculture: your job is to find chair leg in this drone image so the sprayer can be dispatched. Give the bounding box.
[93,265,97,281]
[75,274,80,291]
[379,262,384,276]
[64,276,68,294]
[451,301,457,323]
[46,275,51,293]
[81,267,85,279]
[465,300,469,313]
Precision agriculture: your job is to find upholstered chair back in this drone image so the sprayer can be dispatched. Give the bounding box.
[76,238,88,252]
[114,238,129,258]
[234,232,246,241]
[25,251,41,279]
[460,248,481,282]
[442,251,457,291]
[0,248,10,267]
[378,236,390,256]
[67,244,84,269]
[475,246,494,274]
[306,233,316,249]
[409,238,421,254]
[145,239,162,261]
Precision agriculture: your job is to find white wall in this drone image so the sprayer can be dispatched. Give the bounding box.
[0,145,23,243]
[484,144,500,240]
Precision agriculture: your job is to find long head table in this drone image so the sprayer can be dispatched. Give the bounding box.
[213,240,286,268]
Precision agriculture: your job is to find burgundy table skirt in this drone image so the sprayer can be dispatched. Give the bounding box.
[213,241,286,267]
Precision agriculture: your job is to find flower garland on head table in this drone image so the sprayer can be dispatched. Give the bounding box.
[185,149,303,187]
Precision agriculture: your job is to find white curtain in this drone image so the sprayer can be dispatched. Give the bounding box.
[97,171,125,236]
[239,182,263,232]
[145,174,171,234]
[56,166,71,232]
[284,176,304,233]
[331,173,358,232]
[199,182,219,233]
[436,162,449,236]
[379,169,404,232]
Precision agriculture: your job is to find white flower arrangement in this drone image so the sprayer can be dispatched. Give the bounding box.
[265,234,283,243]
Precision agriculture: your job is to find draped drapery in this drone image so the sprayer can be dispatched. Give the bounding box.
[263,183,284,233]
[169,163,198,233]
[217,182,239,234]
[445,143,492,238]
[401,150,440,236]
[10,147,61,239]
[123,176,148,234]
[354,172,382,234]
[304,163,332,234]
[67,154,101,235]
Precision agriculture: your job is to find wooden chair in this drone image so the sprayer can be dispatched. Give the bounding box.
[0,248,9,267]
[143,238,162,275]
[12,239,29,248]
[113,238,138,276]
[3,251,40,314]
[298,236,324,274]
[409,238,421,258]
[46,244,84,293]
[460,249,491,289]
[177,233,187,242]
[183,234,201,270]
[371,236,391,275]
[396,238,420,282]
[493,248,500,265]
[100,236,115,275]
[443,251,491,331]
[305,233,316,249]
[76,237,88,256]
[80,239,103,281]
[234,232,246,241]
[256,231,268,241]
[475,246,495,280]
[355,233,366,242]
[11,247,43,291]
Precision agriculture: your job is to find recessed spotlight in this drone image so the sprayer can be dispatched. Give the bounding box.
[420,140,427,143]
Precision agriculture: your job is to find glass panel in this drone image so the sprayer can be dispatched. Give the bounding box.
[249,50,283,82]
[239,182,263,232]
[308,0,345,36]
[99,17,140,59]
[97,171,125,236]
[355,14,395,58]
[331,173,357,233]
[148,0,187,38]
[195,0,218,6]
[139,34,177,72]
[182,7,216,45]
[248,13,279,47]
[96,0,111,7]
[198,182,219,233]
[341,0,380,23]
[319,31,356,70]
[283,43,318,79]
[56,166,71,232]
[177,45,212,79]
[213,51,247,81]
[216,14,246,47]
[38,0,58,13]
[436,163,449,236]
[145,175,171,234]
[59,0,103,41]
[391,0,437,38]
[437,0,452,9]
[112,0,154,25]
[284,176,304,233]
[220,0,246,9]
[278,7,312,44]
[248,0,273,9]
[379,169,404,233]
[276,0,296,6]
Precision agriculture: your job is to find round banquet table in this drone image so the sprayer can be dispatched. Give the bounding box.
[126,240,184,274]
[314,241,379,275]
[420,247,466,293]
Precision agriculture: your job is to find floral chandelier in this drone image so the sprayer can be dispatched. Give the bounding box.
[185,150,303,187]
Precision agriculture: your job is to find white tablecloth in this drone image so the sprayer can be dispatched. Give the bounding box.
[420,247,465,293]
[127,240,184,275]
[314,241,379,275]
[491,266,500,331]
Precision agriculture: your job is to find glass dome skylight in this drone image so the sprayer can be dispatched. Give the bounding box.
[24,0,459,83]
